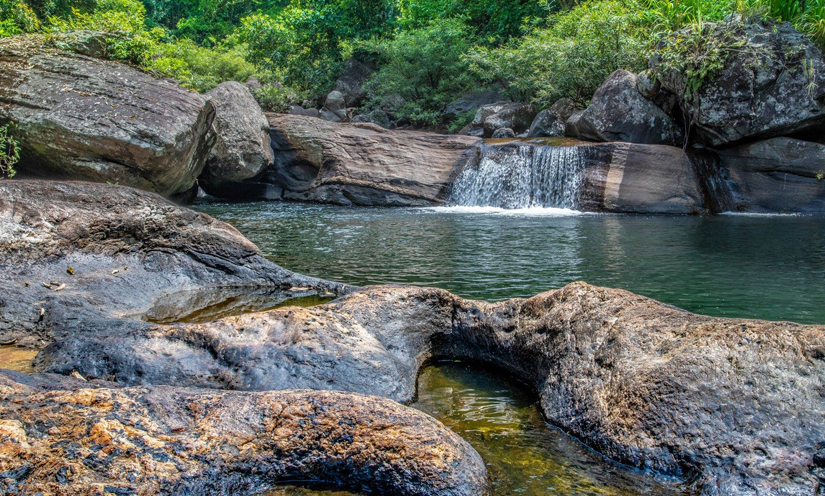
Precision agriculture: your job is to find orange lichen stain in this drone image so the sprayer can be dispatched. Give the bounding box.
[0,346,38,374]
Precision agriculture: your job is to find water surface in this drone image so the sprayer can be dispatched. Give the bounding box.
[194,202,825,324]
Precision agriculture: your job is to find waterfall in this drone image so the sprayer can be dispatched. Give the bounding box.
[450,142,587,210]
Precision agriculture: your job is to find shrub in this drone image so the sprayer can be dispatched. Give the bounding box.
[252,83,305,112]
[0,0,41,36]
[0,123,20,179]
[360,18,474,126]
[148,39,257,92]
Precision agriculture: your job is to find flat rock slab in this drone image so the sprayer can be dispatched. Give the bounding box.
[265,114,481,206]
[0,371,490,496]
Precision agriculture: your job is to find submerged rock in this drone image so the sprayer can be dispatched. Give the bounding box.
[200,82,274,199]
[569,70,682,146]
[0,36,215,198]
[0,180,344,348]
[652,16,825,146]
[38,283,825,496]
[265,114,480,206]
[0,371,490,496]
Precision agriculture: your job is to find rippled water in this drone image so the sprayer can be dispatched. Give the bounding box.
[194,202,825,324]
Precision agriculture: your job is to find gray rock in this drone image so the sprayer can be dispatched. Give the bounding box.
[470,101,511,127]
[289,105,320,118]
[481,102,537,138]
[445,89,509,120]
[570,70,682,145]
[717,137,825,212]
[38,282,825,496]
[351,109,391,129]
[265,114,480,206]
[491,127,515,138]
[333,58,374,107]
[652,16,825,146]
[324,90,347,119]
[527,98,577,137]
[0,372,490,496]
[0,36,216,199]
[319,108,343,122]
[200,82,274,198]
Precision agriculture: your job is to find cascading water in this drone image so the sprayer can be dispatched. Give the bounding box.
[450,142,587,210]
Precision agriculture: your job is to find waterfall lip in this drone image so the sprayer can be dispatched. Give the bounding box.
[421,206,590,216]
[718,211,807,217]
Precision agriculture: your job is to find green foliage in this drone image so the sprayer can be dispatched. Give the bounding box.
[397,0,549,44]
[148,39,256,91]
[0,0,40,36]
[467,0,649,106]
[361,18,473,126]
[253,83,305,112]
[0,123,20,179]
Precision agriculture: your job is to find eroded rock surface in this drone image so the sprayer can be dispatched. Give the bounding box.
[38,283,825,496]
[0,371,489,496]
[0,36,215,198]
[0,180,344,348]
[265,114,480,206]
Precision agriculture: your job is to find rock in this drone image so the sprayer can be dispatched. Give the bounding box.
[323,90,347,119]
[289,105,320,118]
[333,58,374,107]
[481,102,537,138]
[652,16,825,146]
[716,137,825,212]
[0,371,490,496]
[444,89,509,121]
[39,282,825,496]
[319,108,343,123]
[351,109,391,129]
[0,180,346,348]
[527,98,576,138]
[570,70,682,145]
[0,36,216,198]
[244,77,263,90]
[47,30,109,58]
[264,114,480,206]
[470,101,511,128]
[199,82,274,199]
[491,127,515,138]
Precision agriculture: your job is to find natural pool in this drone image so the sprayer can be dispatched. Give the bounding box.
[194,202,825,324]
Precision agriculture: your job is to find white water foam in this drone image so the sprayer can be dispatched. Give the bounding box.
[424,205,586,216]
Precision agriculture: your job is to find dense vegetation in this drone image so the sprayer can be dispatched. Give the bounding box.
[1,0,824,128]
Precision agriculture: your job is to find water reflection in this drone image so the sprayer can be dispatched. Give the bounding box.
[0,346,38,373]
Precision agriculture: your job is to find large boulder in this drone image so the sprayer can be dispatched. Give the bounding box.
[569,70,682,145]
[333,58,374,107]
[716,137,825,212]
[351,109,391,129]
[264,114,480,206]
[444,89,509,121]
[199,82,274,199]
[0,36,216,198]
[527,98,576,137]
[322,90,348,121]
[0,180,345,349]
[0,371,490,496]
[652,16,825,146]
[37,282,825,496]
[480,102,537,138]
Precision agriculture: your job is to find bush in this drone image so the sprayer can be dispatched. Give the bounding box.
[361,18,473,126]
[467,0,649,106]
[0,0,40,36]
[148,39,257,92]
[0,123,20,179]
[252,83,304,112]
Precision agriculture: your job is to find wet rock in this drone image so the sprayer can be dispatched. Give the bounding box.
[716,137,825,212]
[0,371,490,496]
[333,58,374,108]
[652,16,825,146]
[570,70,682,145]
[0,36,216,198]
[527,98,576,138]
[199,82,274,199]
[265,114,480,206]
[40,282,825,495]
[0,180,345,348]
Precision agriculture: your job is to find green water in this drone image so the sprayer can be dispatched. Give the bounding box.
[194,202,825,324]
